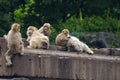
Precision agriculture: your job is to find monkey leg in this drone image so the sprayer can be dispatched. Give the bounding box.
[18,45,24,55]
[16,42,24,55]
[5,50,13,66]
[84,45,94,55]
[20,46,24,55]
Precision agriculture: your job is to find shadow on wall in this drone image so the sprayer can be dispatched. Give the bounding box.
[74,32,119,48]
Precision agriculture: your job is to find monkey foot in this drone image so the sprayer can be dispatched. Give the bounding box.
[20,53,24,55]
[27,46,31,48]
[87,52,94,55]
[6,62,12,66]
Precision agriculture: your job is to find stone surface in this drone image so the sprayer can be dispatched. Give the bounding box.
[76,32,120,48]
[0,38,120,80]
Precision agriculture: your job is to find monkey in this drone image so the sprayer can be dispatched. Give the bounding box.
[67,35,94,54]
[55,29,70,46]
[40,37,49,49]
[26,26,38,41]
[38,23,51,36]
[4,23,24,66]
[27,30,49,49]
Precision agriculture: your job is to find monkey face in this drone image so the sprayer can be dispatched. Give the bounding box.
[43,23,50,31]
[27,29,34,36]
[27,30,33,36]
[27,26,37,36]
[40,37,49,49]
[43,26,49,32]
[41,42,48,49]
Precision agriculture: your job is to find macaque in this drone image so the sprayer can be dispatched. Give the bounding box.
[26,26,38,41]
[55,29,70,46]
[4,23,24,66]
[39,23,51,36]
[27,30,49,49]
[67,35,94,54]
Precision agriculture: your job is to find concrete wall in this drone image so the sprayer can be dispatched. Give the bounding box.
[0,38,120,80]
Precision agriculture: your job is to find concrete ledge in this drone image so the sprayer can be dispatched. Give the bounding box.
[0,38,120,80]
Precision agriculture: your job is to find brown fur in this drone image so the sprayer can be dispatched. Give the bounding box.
[26,26,38,41]
[39,23,51,36]
[55,29,69,46]
[4,23,24,66]
[27,30,49,49]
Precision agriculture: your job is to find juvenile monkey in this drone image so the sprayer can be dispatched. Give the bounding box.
[26,26,38,41]
[27,30,49,49]
[39,23,51,36]
[55,29,70,46]
[4,23,24,66]
[67,35,94,54]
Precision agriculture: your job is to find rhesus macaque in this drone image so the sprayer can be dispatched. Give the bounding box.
[27,30,49,49]
[67,35,94,54]
[4,23,24,66]
[55,29,70,46]
[26,26,38,41]
[39,23,51,36]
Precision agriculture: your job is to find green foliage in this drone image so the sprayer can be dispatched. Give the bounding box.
[0,12,12,31]
[49,15,120,45]
[111,32,120,48]
[0,0,120,47]
[49,26,58,44]
[0,28,6,37]
[56,16,120,33]
[0,0,25,34]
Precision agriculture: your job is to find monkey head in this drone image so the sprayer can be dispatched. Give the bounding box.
[58,29,70,46]
[40,38,49,49]
[11,23,20,32]
[27,26,38,36]
[42,23,51,35]
[43,23,51,28]
[62,29,70,37]
[41,42,48,49]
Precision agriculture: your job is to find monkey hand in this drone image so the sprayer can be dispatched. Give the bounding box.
[6,62,12,66]
[3,35,7,39]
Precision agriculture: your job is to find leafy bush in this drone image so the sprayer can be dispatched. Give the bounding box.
[56,16,120,33]
[50,16,120,47]
[0,28,6,37]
